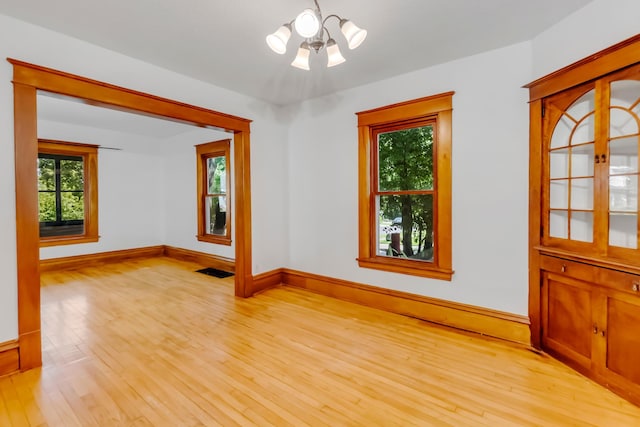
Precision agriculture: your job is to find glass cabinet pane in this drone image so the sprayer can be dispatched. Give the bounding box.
[609,175,638,212]
[609,136,639,175]
[570,178,594,210]
[550,180,569,209]
[550,211,569,239]
[571,114,595,145]
[550,149,569,178]
[609,213,638,249]
[571,211,593,243]
[571,144,595,177]
[610,80,640,138]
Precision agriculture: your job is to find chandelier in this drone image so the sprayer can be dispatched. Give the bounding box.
[266,0,367,70]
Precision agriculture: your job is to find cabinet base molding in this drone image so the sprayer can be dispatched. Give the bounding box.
[0,340,20,377]
[163,246,235,273]
[277,269,530,345]
[40,246,165,272]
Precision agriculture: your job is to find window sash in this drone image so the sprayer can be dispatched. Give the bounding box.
[38,139,99,246]
[196,139,232,245]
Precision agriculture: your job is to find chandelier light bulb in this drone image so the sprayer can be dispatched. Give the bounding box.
[294,8,320,38]
[266,24,292,54]
[291,42,311,70]
[340,19,367,50]
[326,39,346,67]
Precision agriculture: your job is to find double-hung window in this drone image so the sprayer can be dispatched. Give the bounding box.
[196,139,232,245]
[357,92,454,280]
[38,140,99,246]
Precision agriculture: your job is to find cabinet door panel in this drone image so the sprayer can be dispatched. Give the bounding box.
[543,274,593,369]
[606,296,640,385]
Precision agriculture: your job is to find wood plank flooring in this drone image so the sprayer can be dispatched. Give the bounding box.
[1,256,639,426]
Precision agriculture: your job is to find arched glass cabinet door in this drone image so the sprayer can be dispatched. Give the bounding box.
[543,82,597,251]
[606,65,640,256]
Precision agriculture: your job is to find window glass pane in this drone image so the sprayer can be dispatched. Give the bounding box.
[377,194,434,262]
[38,192,56,222]
[378,125,433,191]
[61,192,85,221]
[206,195,227,235]
[207,156,226,194]
[37,157,55,191]
[60,158,84,191]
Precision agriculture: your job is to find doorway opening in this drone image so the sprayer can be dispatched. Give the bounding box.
[11,58,253,370]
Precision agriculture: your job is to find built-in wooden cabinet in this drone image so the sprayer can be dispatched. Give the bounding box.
[540,255,640,404]
[528,34,640,406]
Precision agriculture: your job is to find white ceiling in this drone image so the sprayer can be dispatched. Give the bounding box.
[0,0,593,106]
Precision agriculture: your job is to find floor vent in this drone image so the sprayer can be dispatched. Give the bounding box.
[196,267,234,278]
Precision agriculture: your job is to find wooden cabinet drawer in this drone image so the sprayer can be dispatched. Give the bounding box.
[598,268,640,296]
[540,255,598,283]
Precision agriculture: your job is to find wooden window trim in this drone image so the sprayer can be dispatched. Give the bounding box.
[356,92,454,280]
[38,139,99,247]
[196,139,232,245]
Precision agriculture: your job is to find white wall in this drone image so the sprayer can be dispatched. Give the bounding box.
[0,14,289,343]
[287,42,533,315]
[532,0,640,79]
[37,120,166,259]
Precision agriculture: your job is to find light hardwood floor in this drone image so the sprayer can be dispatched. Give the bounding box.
[1,257,639,426]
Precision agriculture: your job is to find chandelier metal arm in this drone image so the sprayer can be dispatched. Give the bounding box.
[322,14,343,27]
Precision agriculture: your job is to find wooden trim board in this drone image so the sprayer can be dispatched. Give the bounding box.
[40,246,165,272]
[163,246,235,273]
[281,269,531,345]
[40,245,235,273]
[0,340,20,377]
[251,269,284,295]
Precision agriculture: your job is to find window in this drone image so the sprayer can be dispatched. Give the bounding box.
[356,92,453,280]
[38,140,99,246]
[196,139,231,245]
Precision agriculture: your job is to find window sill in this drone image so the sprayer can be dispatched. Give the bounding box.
[357,257,453,281]
[197,235,232,246]
[40,235,99,247]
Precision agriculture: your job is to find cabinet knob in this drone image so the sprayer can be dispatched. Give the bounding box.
[601,330,606,337]
[561,264,567,273]
[595,154,600,164]
[633,282,640,292]
[593,325,598,334]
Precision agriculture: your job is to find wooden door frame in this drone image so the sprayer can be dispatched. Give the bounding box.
[9,59,254,370]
